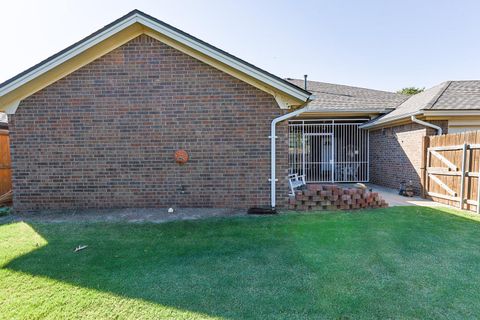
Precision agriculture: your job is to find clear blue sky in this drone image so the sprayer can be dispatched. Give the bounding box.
[1,0,480,91]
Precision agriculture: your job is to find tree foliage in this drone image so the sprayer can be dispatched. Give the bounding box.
[397,87,424,95]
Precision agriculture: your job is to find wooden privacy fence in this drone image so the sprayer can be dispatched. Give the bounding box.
[422,130,480,213]
[0,129,12,204]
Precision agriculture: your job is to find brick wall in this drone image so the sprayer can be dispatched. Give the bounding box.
[369,121,447,195]
[9,35,290,212]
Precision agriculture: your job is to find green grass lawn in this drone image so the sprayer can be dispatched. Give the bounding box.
[1,206,480,319]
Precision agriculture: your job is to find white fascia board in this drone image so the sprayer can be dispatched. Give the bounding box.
[0,13,310,104]
[448,119,480,126]
[0,16,139,96]
[4,99,20,114]
[423,110,480,117]
[302,109,386,114]
[360,111,422,129]
[274,96,291,109]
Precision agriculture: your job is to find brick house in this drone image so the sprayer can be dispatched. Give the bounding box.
[1,10,480,212]
[363,81,480,194]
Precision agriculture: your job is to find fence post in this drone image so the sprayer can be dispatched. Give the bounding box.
[459,143,468,210]
[421,136,430,198]
[477,174,480,214]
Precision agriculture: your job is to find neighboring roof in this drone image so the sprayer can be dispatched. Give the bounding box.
[287,79,407,113]
[431,81,480,110]
[362,80,480,128]
[0,10,310,113]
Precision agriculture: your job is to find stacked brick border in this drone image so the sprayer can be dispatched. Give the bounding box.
[288,184,388,211]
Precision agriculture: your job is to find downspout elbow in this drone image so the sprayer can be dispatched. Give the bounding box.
[270,106,310,209]
[411,115,442,135]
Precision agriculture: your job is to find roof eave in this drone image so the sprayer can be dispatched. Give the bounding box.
[423,110,480,116]
[0,10,311,112]
[302,109,386,114]
[359,110,424,129]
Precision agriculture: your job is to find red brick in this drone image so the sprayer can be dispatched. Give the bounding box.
[10,35,291,212]
[369,121,447,196]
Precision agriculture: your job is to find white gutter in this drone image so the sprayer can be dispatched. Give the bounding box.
[410,115,443,136]
[361,111,445,132]
[411,115,442,135]
[270,106,310,208]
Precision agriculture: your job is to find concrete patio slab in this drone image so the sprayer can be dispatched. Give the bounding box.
[365,183,446,207]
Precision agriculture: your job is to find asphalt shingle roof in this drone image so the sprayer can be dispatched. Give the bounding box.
[363,80,480,127]
[432,81,480,110]
[366,82,449,125]
[286,79,407,112]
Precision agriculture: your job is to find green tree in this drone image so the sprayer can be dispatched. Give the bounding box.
[397,87,424,95]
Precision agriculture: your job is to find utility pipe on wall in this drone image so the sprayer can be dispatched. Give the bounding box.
[270,106,310,209]
[411,115,443,135]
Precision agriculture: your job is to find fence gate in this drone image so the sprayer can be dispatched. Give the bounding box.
[0,129,11,204]
[423,131,480,213]
[289,120,369,183]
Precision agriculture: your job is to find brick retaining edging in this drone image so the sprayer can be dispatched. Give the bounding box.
[288,184,388,211]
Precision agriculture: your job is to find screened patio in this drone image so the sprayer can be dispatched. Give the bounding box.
[288,119,369,183]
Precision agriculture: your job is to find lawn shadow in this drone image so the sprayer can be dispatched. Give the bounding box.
[4,206,480,319]
[4,215,322,319]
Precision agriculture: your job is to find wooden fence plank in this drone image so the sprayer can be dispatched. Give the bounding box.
[427,191,460,202]
[427,169,461,176]
[430,150,458,171]
[0,130,12,202]
[459,143,467,209]
[428,173,457,196]
[421,135,429,198]
[469,131,478,211]
[425,130,480,213]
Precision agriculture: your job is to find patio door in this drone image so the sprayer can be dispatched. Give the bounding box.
[304,133,333,182]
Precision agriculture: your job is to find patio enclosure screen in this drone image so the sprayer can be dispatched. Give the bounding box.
[288,119,369,183]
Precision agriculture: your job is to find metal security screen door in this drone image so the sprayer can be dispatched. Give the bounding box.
[289,120,369,183]
[304,133,333,182]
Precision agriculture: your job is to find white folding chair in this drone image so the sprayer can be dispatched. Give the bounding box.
[288,173,306,196]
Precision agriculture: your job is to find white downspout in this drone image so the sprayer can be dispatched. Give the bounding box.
[411,115,442,135]
[270,106,309,209]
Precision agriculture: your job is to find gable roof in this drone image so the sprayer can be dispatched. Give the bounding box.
[430,81,480,110]
[362,80,480,128]
[0,10,311,113]
[287,79,407,113]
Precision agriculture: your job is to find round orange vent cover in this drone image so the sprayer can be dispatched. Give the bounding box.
[174,149,189,164]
